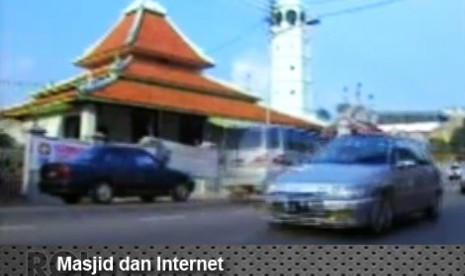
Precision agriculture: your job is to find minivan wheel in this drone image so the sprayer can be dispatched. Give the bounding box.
[92,182,113,204]
[61,195,81,205]
[425,194,442,220]
[171,183,190,202]
[370,199,393,234]
[267,220,287,230]
[461,187,465,194]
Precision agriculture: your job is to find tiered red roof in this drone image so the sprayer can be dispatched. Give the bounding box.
[3,0,321,130]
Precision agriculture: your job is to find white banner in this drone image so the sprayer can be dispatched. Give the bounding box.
[29,136,91,171]
[156,140,219,178]
[24,135,219,193]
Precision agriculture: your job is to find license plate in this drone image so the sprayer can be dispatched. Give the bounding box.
[307,201,322,208]
[47,171,57,178]
[285,202,298,213]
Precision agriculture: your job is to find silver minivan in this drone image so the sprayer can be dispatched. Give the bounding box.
[221,126,323,192]
[264,134,443,234]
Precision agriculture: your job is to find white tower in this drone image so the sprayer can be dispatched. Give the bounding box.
[269,0,313,121]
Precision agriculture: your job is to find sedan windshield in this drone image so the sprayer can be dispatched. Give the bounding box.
[72,147,103,162]
[310,135,391,165]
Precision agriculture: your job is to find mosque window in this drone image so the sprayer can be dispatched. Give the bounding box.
[290,65,295,71]
[273,11,283,26]
[286,10,297,25]
[290,90,295,95]
[300,11,306,23]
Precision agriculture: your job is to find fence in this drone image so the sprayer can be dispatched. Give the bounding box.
[0,147,24,202]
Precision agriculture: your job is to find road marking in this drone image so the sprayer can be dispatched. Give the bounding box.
[139,215,186,222]
[0,224,35,231]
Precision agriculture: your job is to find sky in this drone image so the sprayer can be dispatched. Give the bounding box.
[1,0,465,116]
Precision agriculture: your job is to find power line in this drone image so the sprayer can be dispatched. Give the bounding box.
[207,20,266,54]
[318,0,408,19]
[306,0,356,5]
[217,0,270,13]
[244,0,270,11]
[0,79,47,88]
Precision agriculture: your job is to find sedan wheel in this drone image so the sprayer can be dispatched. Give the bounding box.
[92,182,113,204]
[370,199,393,234]
[425,194,442,220]
[171,183,190,202]
[61,195,81,205]
[140,195,155,203]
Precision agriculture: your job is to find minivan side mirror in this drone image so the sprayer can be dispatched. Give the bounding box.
[395,159,416,169]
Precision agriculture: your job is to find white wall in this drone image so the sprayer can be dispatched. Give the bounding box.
[22,115,63,139]
[0,119,27,144]
[378,122,441,133]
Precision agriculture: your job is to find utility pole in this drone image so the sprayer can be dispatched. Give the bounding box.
[264,0,276,190]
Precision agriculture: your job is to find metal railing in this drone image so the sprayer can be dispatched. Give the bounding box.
[0,147,24,203]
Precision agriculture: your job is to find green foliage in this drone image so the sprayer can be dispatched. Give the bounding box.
[316,109,332,121]
[429,138,450,153]
[449,118,465,153]
[428,137,454,162]
[0,132,15,148]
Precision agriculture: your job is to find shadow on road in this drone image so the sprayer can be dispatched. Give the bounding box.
[265,213,441,243]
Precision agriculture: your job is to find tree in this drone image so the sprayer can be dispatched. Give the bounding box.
[429,138,450,153]
[449,118,465,153]
[0,132,15,148]
[316,108,332,121]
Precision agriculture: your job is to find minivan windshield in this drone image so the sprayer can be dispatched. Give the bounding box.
[310,135,391,165]
[225,127,280,150]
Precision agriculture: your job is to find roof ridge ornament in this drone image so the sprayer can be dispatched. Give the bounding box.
[124,0,167,15]
[77,74,118,95]
[110,55,133,74]
[125,3,145,45]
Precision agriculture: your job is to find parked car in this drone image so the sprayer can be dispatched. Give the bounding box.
[221,125,324,194]
[264,134,443,234]
[39,145,195,204]
[448,162,463,181]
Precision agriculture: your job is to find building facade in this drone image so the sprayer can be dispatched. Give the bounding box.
[376,111,451,140]
[3,0,320,146]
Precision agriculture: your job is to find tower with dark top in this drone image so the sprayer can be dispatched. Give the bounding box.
[269,0,313,121]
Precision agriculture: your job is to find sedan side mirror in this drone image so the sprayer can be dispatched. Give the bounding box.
[395,160,416,169]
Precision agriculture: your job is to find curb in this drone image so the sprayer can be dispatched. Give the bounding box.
[0,197,262,218]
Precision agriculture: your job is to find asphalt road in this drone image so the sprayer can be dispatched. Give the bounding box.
[1,186,464,245]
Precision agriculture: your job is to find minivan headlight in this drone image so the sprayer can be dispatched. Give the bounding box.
[266,184,277,194]
[329,186,371,200]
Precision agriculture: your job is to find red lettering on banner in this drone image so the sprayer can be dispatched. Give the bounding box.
[54,144,87,160]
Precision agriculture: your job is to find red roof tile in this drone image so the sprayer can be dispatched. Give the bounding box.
[132,12,211,67]
[123,58,256,101]
[76,8,212,68]
[92,13,135,57]
[76,14,136,67]
[3,91,78,117]
[91,80,318,129]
